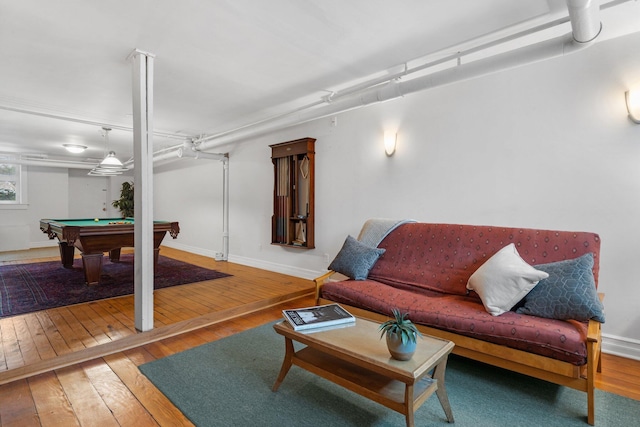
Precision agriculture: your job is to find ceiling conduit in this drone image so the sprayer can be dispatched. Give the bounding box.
[193,0,602,151]
[8,157,96,169]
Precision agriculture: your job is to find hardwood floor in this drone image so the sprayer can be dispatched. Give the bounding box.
[0,247,313,383]
[0,247,638,425]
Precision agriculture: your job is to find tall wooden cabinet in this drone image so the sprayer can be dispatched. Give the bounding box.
[270,137,315,249]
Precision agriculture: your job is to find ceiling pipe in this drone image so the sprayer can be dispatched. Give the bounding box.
[170,140,227,161]
[8,157,96,169]
[193,0,602,151]
[568,0,602,42]
[215,155,230,261]
[175,140,197,160]
[0,105,188,141]
[195,151,226,160]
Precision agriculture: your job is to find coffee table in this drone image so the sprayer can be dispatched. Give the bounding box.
[272,317,455,427]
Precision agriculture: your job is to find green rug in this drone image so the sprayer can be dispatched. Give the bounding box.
[139,322,640,426]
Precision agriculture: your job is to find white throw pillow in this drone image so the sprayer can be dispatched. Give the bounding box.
[466,243,549,316]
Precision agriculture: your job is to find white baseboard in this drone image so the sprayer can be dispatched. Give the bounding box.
[162,242,219,260]
[602,334,640,361]
[30,240,58,249]
[227,254,320,280]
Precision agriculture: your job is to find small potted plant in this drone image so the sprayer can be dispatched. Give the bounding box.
[379,308,422,361]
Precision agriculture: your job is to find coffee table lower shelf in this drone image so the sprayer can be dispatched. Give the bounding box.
[290,346,439,415]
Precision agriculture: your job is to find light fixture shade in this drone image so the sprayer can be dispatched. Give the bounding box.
[384,131,397,156]
[99,151,124,167]
[626,90,640,124]
[88,169,123,176]
[63,143,87,154]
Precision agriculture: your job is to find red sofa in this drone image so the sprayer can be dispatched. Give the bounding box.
[315,222,603,425]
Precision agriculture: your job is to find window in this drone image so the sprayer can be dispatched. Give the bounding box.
[0,159,22,204]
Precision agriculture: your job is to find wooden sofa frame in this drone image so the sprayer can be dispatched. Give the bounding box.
[314,272,603,425]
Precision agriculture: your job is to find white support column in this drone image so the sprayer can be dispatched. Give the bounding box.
[130,49,155,332]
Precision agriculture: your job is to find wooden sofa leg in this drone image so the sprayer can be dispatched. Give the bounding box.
[586,340,597,425]
[585,317,602,425]
[587,387,595,425]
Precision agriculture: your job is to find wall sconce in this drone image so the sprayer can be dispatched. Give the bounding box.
[625,89,640,124]
[384,131,397,156]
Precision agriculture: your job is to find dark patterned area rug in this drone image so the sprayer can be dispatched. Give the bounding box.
[0,255,231,318]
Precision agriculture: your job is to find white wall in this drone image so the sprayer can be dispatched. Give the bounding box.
[0,167,134,251]
[153,159,225,258]
[68,169,108,218]
[0,166,69,249]
[155,31,640,357]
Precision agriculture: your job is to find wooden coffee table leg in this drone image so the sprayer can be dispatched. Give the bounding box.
[433,358,454,423]
[272,336,294,392]
[404,384,415,427]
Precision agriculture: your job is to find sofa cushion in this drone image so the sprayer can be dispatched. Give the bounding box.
[328,235,385,280]
[466,243,549,316]
[321,279,589,365]
[516,253,605,323]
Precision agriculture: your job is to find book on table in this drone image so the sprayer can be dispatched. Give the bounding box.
[282,303,355,331]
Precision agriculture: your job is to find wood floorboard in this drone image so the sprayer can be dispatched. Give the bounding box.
[80,358,160,427]
[0,246,638,425]
[0,379,38,426]
[33,312,72,357]
[0,321,21,370]
[28,371,80,427]
[44,310,88,352]
[55,363,120,427]
[22,316,56,361]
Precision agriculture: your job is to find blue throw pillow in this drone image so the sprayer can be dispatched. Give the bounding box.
[328,235,385,280]
[516,253,605,323]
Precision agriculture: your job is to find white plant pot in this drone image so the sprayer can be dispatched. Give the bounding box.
[385,332,417,361]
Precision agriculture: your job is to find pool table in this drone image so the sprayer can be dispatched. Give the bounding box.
[40,218,180,285]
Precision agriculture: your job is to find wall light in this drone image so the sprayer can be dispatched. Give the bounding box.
[63,143,87,154]
[384,131,397,156]
[625,89,640,124]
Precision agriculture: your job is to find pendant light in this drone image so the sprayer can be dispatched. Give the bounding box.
[88,127,127,176]
[98,128,123,167]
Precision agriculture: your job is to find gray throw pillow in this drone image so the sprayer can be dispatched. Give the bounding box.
[516,253,605,323]
[328,235,385,280]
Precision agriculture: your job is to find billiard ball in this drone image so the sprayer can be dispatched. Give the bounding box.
[94,218,99,222]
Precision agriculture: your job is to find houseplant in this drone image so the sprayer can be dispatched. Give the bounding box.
[379,308,422,361]
[112,181,134,218]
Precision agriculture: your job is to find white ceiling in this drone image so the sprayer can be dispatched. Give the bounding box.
[1,0,639,167]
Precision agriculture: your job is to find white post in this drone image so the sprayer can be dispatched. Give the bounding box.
[130,49,155,332]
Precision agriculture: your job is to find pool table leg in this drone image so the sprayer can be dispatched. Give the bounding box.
[82,253,104,286]
[109,248,122,262]
[57,242,75,268]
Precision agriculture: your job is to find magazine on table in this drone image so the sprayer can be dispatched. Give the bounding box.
[282,303,355,331]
